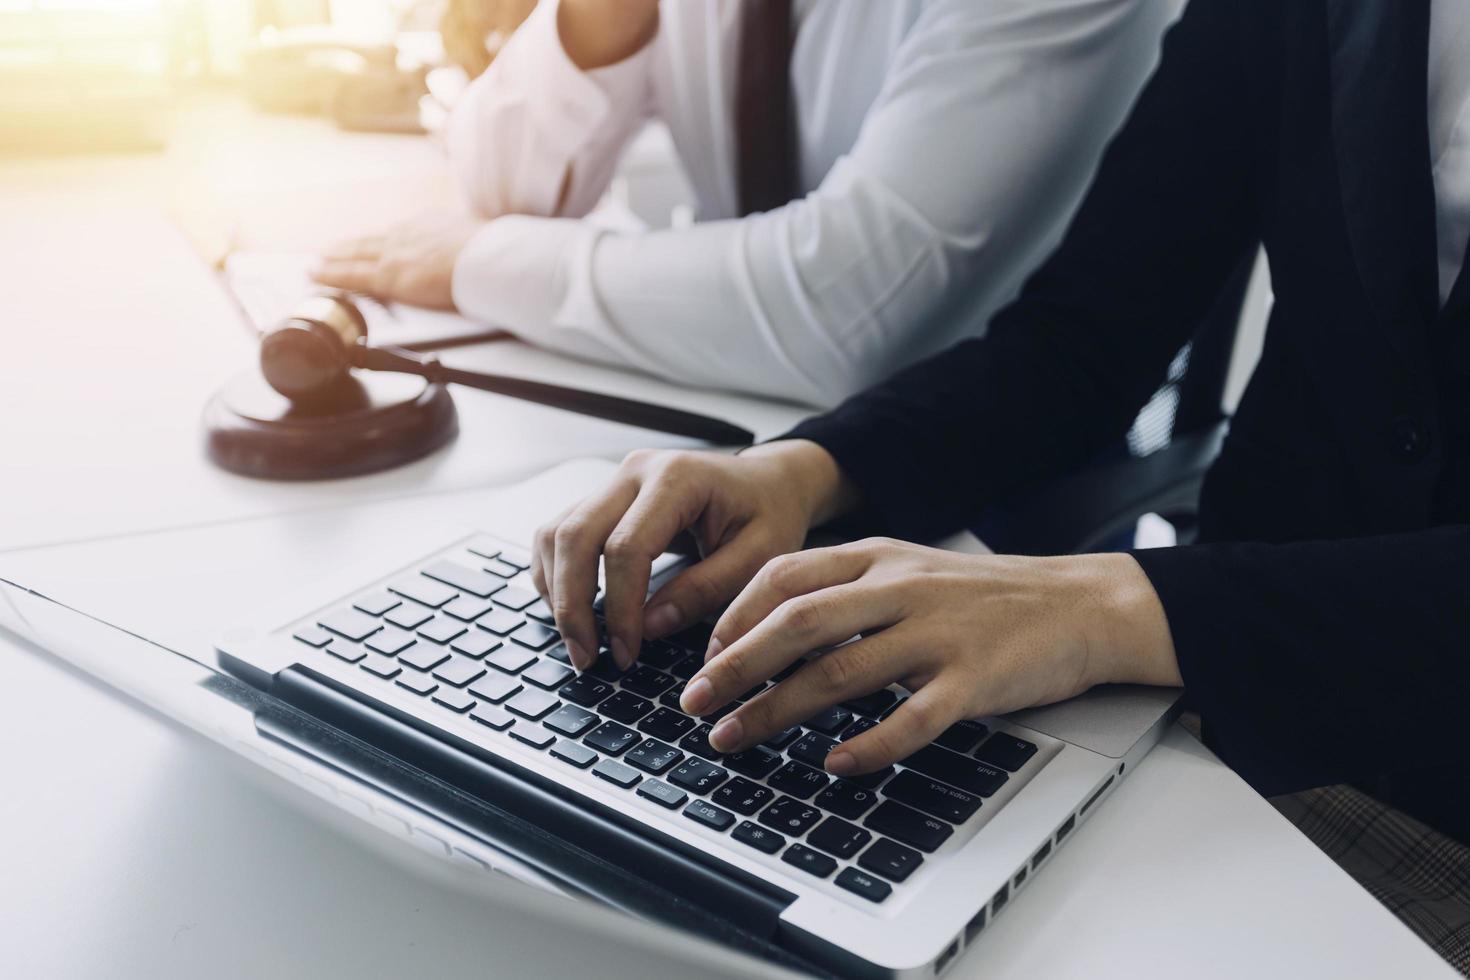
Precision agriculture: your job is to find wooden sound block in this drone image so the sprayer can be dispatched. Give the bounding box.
[204,370,458,480]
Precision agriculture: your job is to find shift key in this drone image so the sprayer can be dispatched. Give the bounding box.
[901,744,1008,797]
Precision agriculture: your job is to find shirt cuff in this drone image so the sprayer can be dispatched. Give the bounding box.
[452,213,594,339]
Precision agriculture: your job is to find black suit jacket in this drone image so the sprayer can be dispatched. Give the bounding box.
[787,0,1470,840]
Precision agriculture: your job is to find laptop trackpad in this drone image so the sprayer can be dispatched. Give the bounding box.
[1004,685,1182,759]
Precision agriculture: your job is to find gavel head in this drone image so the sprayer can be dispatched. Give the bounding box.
[259,294,369,401]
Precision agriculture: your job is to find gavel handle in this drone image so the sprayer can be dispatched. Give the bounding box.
[353,345,755,446]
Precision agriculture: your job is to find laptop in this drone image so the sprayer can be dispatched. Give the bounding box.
[217,458,1182,978]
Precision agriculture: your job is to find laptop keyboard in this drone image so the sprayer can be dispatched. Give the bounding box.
[288,538,1048,907]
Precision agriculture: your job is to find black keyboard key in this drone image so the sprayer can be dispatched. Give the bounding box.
[736,681,767,702]
[625,738,684,775]
[396,673,438,696]
[902,745,1008,797]
[885,770,982,823]
[683,799,735,831]
[389,577,457,609]
[864,801,953,853]
[505,688,560,721]
[443,596,494,622]
[509,725,557,750]
[511,621,560,651]
[850,765,895,790]
[584,720,640,756]
[881,696,906,719]
[468,673,521,704]
[586,655,628,682]
[763,726,802,750]
[432,656,486,688]
[352,593,400,617]
[600,690,655,724]
[859,838,924,883]
[703,701,740,723]
[543,704,599,738]
[772,659,806,683]
[559,675,615,707]
[636,779,688,809]
[935,720,989,753]
[732,821,784,855]
[814,780,881,819]
[639,641,686,670]
[486,646,537,674]
[807,816,872,859]
[325,640,366,664]
[668,757,729,795]
[524,598,556,624]
[713,777,773,816]
[477,609,524,636]
[803,705,853,736]
[781,844,837,879]
[385,604,434,631]
[545,644,572,663]
[399,644,451,672]
[620,664,678,698]
[423,560,504,598]
[669,656,701,680]
[726,746,782,780]
[418,618,468,645]
[638,707,696,742]
[450,631,500,659]
[669,622,714,652]
[767,761,830,799]
[835,867,893,903]
[838,718,878,741]
[292,625,334,648]
[483,557,521,579]
[759,796,821,836]
[359,653,401,679]
[843,689,898,718]
[658,681,689,710]
[469,704,516,731]
[679,723,722,760]
[551,740,598,769]
[591,758,642,789]
[319,609,381,642]
[975,733,1038,772]
[365,628,417,656]
[788,732,838,768]
[493,586,538,611]
[523,659,575,690]
[432,687,476,713]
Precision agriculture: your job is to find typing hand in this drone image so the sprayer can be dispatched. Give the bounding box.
[531,442,853,673]
[681,542,1181,776]
[312,212,482,311]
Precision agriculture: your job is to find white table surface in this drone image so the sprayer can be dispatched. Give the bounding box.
[0,93,1454,979]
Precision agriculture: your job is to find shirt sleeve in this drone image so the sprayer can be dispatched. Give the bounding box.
[446,0,657,221]
[451,0,1181,406]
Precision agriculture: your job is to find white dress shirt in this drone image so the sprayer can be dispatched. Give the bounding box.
[448,0,1180,405]
[1431,0,1470,305]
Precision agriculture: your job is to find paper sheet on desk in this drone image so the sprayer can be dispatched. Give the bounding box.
[224,251,504,349]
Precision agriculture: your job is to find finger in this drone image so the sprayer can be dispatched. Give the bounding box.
[685,581,902,722]
[824,683,964,776]
[707,545,871,661]
[550,482,638,670]
[640,524,774,642]
[530,503,575,606]
[311,258,380,295]
[703,626,916,753]
[601,476,709,670]
[322,234,385,262]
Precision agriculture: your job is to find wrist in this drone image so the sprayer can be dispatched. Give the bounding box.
[743,439,859,529]
[1080,553,1181,688]
[558,0,659,69]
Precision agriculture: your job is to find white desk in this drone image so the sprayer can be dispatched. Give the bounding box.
[0,94,1453,979]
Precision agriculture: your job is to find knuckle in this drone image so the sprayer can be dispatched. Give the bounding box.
[780,597,822,637]
[622,448,657,470]
[764,553,803,591]
[902,697,950,739]
[552,518,588,552]
[814,650,854,690]
[602,529,641,564]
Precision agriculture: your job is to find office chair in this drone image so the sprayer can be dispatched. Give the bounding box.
[977,249,1259,556]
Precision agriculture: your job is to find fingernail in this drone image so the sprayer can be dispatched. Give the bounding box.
[704,636,723,663]
[611,637,634,671]
[710,715,743,752]
[825,751,856,777]
[681,676,713,715]
[565,640,588,671]
[644,602,681,638]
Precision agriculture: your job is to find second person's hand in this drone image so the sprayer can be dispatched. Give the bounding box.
[530,441,855,672]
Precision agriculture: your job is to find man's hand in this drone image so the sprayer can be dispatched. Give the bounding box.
[312,212,482,311]
[681,542,1181,775]
[531,441,854,672]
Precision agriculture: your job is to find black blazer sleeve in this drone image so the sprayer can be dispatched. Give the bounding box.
[785,0,1265,542]
[1132,528,1470,797]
